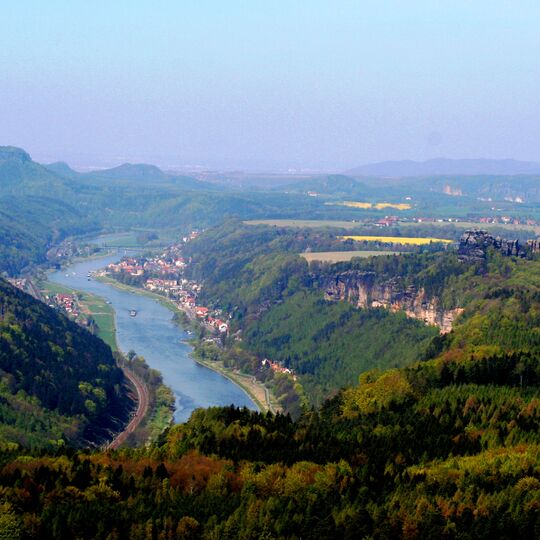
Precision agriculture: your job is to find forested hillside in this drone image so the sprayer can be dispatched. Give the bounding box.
[0,196,100,275]
[0,279,129,448]
[183,222,540,408]
[3,156,540,536]
[1,347,539,538]
[245,290,438,404]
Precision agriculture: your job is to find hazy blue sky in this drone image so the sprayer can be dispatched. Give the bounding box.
[1,1,539,170]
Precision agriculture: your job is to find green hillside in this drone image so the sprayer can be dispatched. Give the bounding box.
[0,279,129,449]
[280,173,371,196]
[183,222,540,410]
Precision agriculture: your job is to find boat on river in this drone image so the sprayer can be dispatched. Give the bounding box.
[129,309,137,317]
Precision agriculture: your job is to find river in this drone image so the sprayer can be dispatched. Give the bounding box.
[49,253,257,422]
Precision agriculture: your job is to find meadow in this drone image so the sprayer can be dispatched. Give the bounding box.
[40,280,117,350]
[300,250,399,262]
[245,219,362,228]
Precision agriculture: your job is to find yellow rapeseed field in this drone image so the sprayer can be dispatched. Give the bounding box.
[340,201,372,209]
[339,235,453,245]
[336,201,412,210]
[373,202,411,210]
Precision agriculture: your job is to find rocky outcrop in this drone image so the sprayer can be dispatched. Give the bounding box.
[458,230,526,261]
[324,271,463,333]
[322,231,536,333]
[527,239,540,254]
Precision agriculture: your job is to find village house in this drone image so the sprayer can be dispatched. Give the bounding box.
[195,306,209,318]
[262,358,294,376]
[207,317,229,333]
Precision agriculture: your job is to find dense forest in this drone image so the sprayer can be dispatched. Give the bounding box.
[0,279,130,449]
[1,348,539,538]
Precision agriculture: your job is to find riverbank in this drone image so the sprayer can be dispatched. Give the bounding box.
[39,279,118,351]
[192,353,278,413]
[95,275,277,413]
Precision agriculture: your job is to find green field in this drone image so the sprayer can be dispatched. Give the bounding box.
[93,232,141,248]
[400,220,540,235]
[82,296,116,350]
[300,250,400,263]
[40,281,76,296]
[245,219,363,229]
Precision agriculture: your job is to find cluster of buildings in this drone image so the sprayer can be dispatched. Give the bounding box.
[47,240,99,266]
[44,293,91,328]
[372,215,539,228]
[6,277,41,300]
[375,215,400,227]
[106,254,187,278]
[6,277,27,291]
[107,258,145,276]
[477,216,538,226]
[52,293,79,316]
[261,358,297,380]
[373,216,463,227]
[105,233,200,278]
[104,235,230,335]
[106,244,188,276]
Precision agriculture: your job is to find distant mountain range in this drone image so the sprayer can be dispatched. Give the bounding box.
[0,146,212,193]
[279,169,540,204]
[45,159,218,190]
[346,158,540,177]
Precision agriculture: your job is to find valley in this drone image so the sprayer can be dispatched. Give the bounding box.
[4,4,540,536]
[48,251,258,424]
[2,145,540,537]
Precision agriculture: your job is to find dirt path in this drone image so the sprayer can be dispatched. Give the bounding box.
[106,368,149,450]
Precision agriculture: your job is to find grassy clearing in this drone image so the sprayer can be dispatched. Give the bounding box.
[97,233,141,248]
[301,250,400,263]
[40,281,77,296]
[339,235,453,245]
[91,311,116,350]
[144,384,175,442]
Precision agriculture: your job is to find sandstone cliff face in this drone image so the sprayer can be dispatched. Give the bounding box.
[324,271,463,333]
[320,230,539,333]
